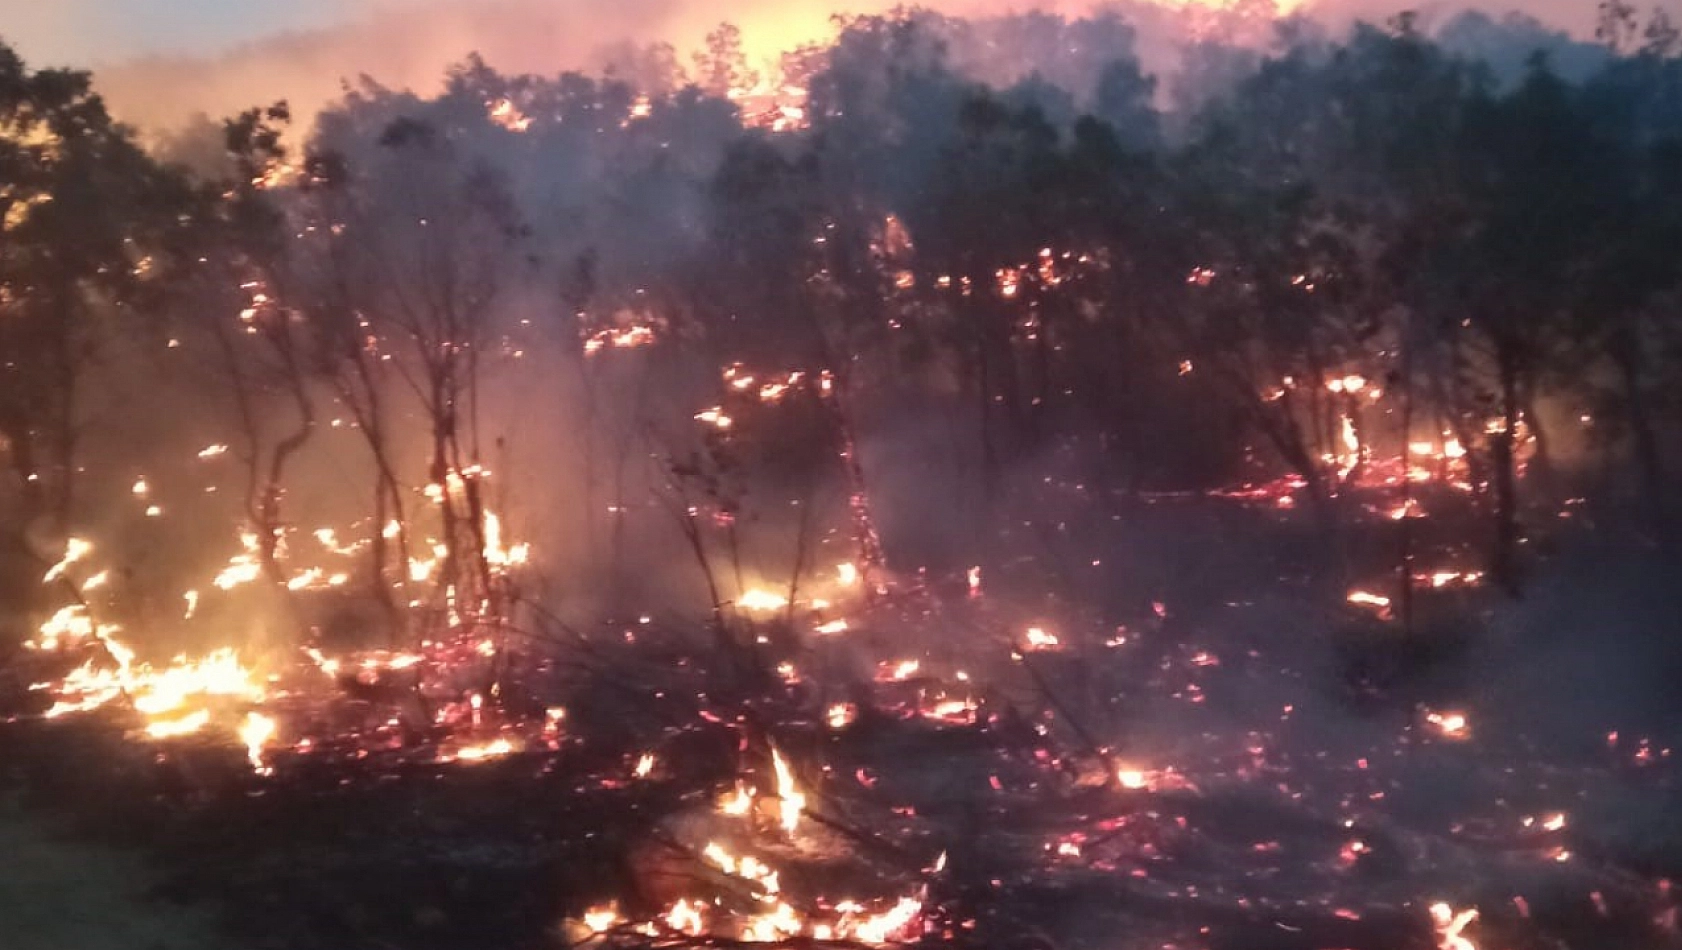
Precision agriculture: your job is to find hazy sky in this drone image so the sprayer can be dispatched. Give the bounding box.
[0,0,1629,136]
[3,0,1603,68]
[5,0,368,66]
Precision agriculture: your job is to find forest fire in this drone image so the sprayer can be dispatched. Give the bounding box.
[3,3,1681,949]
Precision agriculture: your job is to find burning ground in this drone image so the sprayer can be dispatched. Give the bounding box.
[4,493,1682,950]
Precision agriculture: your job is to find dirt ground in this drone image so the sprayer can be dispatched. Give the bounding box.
[0,801,221,950]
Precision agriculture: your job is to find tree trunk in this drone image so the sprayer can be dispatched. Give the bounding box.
[1490,343,1522,595]
[1614,338,1670,543]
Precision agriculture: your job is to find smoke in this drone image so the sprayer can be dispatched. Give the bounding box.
[13,0,1656,139]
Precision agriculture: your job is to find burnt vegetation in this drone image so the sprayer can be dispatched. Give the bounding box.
[4,3,1682,950]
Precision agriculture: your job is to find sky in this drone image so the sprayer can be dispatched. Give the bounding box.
[6,0,364,67]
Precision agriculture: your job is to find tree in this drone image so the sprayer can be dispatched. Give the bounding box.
[0,43,199,550]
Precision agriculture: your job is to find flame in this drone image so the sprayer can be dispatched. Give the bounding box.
[742,901,803,941]
[634,753,656,778]
[483,511,531,568]
[128,648,261,717]
[664,898,707,936]
[879,659,920,682]
[1425,710,1470,740]
[836,562,859,586]
[1117,767,1149,790]
[582,903,621,934]
[1335,414,1361,479]
[771,745,805,835]
[1430,902,1479,950]
[451,738,518,762]
[719,781,756,816]
[922,698,976,723]
[583,324,655,354]
[1347,589,1392,618]
[239,712,276,775]
[34,630,264,742]
[213,531,264,590]
[29,604,97,651]
[43,537,93,583]
[695,407,734,430]
[1024,626,1061,651]
[486,98,531,132]
[144,709,211,739]
[841,895,922,944]
[1419,570,1484,589]
[737,589,788,613]
[702,841,781,896]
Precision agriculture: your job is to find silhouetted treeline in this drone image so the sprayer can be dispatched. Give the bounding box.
[2,6,1680,625]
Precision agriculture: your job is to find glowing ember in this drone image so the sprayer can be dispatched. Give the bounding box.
[814,619,849,635]
[1426,710,1470,739]
[827,703,857,728]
